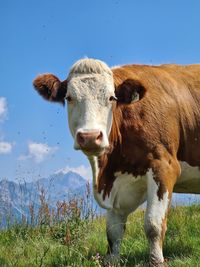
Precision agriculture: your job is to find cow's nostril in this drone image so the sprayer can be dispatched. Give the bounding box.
[97,131,103,141]
[77,132,85,146]
[79,135,85,144]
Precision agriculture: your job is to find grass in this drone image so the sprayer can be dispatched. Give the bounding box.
[0,205,200,267]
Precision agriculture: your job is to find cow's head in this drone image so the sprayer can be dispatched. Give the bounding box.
[33,59,116,156]
[33,58,145,157]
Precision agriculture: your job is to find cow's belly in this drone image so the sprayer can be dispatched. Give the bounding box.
[174,161,200,194]
[94,162,200,213]
[94,172,147,214]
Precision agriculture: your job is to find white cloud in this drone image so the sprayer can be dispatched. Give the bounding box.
[0,98,14,156]
[55,165,92,181]
[19,142,58,163]
[0,141,12,154]
[0,97,7,122]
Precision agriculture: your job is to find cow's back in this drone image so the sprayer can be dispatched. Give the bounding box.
[112,64,200,166]
[161,64,200,165]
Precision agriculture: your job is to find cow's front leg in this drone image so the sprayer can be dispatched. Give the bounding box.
[144,161,179,267]
[105,210,127,265]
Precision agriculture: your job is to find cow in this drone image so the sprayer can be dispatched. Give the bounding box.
[33,58,200,266]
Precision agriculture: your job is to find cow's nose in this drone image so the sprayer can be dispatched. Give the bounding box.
[76,131,103,149]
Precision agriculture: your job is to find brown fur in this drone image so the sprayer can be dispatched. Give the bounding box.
[97,64,200,199]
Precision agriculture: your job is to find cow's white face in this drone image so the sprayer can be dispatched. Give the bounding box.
[66,70,115,156]
[33,58,118,157]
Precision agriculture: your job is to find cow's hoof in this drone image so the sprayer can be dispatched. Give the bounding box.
[103,254,120,266]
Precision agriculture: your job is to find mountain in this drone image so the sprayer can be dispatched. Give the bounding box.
[36,171,88,204]
[0,179,30,222]
[0,171,95,227]
[0,171,200,228]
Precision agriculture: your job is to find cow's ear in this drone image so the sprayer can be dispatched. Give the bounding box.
[115,79,146,104]
[33,74,67,105]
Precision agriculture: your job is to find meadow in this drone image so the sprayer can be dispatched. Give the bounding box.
[0,197,199,267]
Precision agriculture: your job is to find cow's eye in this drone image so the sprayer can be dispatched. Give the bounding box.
[65,96,72,102]
[109,96,118,101]
[131,92,140,102]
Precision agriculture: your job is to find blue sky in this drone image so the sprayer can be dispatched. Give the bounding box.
[1,0,200,182]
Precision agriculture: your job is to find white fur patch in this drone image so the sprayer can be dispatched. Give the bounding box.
[149,240,164,265]
[95,190,113,209]
[146,169,169,229]
[114,171,145,183]
[145,169,169,264]
[88,156,112,209]
[94,171,147,213]
[89,156,99,185]
[69,58,113,77]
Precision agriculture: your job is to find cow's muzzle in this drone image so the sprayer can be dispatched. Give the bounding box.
[77,130,102,148]
[75,130,107,155]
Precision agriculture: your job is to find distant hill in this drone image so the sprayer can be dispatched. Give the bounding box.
[0,170,200,227]
[0,171,99,227]
[37,171,88,204]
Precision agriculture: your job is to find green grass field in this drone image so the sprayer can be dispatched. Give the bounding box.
[0,205,200,267]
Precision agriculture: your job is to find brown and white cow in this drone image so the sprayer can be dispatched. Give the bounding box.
[33,58,200,266]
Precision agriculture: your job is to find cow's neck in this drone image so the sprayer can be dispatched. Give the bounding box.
[88,155,99,189]
[88,105,151,199]
[88,107,123,197]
